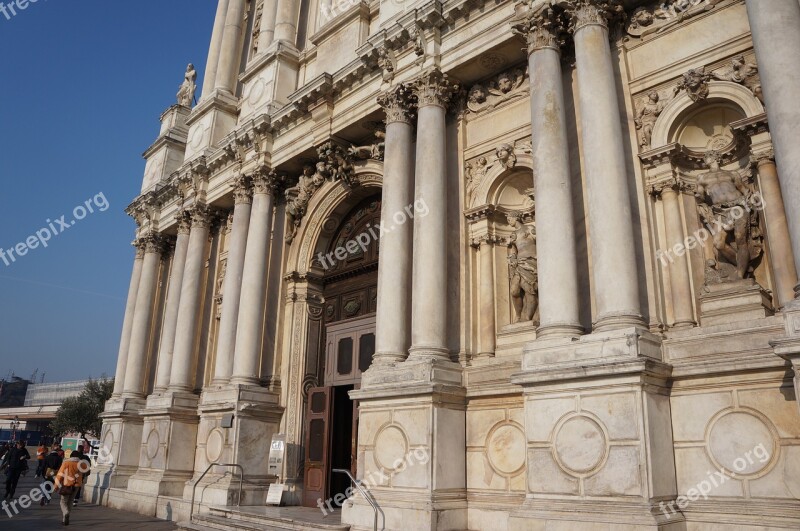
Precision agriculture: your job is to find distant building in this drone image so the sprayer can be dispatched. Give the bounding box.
[0,379,88,440]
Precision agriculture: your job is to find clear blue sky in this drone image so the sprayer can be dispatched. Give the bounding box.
[0,1,216,382]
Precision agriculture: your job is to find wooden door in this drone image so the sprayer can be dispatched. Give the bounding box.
[303,387,332,507]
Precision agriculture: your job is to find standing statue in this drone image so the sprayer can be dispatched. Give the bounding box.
[285,164,325,243]
[507,212,539,324]
[695,152,762,282]
[177,63,197,107]
[635,91,665,148]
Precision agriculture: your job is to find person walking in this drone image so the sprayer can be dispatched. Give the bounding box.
[40,446,63,506]
[3,440,31,500]
[71,444,92,506]
[54,450,83,526]
[35,443,47,478]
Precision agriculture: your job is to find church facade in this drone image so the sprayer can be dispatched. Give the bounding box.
[89,0,800,529]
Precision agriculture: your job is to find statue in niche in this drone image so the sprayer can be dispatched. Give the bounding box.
[177,63,197,107]
[506,212,539,324]
[695,151,763,283]
[635,91,665,148]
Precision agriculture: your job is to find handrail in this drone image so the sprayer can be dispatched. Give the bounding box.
[189,462,244,522]
[332,468,384,531]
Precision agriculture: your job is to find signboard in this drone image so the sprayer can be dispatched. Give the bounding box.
[265,483,285,506]
[268,433,286,478]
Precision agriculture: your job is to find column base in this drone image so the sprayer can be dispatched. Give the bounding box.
[127,391,200,499]
[536,321,584,339]
[593,312,647,332]
[188,384,284,506]
[345,359,466,531]
[407,345,450,362]
[508,499,686,530]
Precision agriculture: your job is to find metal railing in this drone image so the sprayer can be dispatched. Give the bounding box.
[332,468,384,531]
[189,462,244,522]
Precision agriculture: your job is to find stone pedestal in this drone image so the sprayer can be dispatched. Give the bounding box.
[184,91,239,161]
[772,300,800,416]
[342,360,467,531]
[186,385,284,507]
[699,279,774,327]
[85,396,145,502]
[509,329,683,530]
[126,392,200,505]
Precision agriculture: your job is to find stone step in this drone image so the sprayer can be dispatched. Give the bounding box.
[187,512,350,531]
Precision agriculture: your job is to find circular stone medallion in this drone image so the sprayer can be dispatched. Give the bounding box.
[487,423,526,476]
[145,429,160,460]
[708,411,777,476]
[206,429,225,463]
[554,416,607,476]
[374,425,408,472]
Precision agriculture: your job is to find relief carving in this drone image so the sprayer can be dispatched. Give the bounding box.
[466,67,526,114]
[627,0,724,39]
[348,129,386,161]
[635,90,667,148]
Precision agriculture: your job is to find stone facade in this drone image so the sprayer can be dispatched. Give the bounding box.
[90,0,800,529]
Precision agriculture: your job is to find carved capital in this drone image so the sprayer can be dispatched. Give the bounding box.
[412,69,460,109]
[647,177,679,199]
[559,0,625,33]
[176,209,192,235]
[513,5,566,55]
[133,239,146,259]
[377,84,417,125]
[139,231,168,255]
[232,173,253,205]
[751,148,775,167]
[188,204,213,229]
[253,169,283,196]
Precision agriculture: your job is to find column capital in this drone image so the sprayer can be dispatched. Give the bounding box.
[133,239,146,259]
[411,68,460,110]
[253,168,283,196]
[232,173,254,205]
[751,148,776,167]
[558,0,625,33]
[513,5,566,55]
[377,84,417,125]
[137,232,168,255]
[188,203,214,229]
[176,209,193,235]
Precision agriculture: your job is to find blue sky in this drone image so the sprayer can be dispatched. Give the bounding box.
[0,1,216,382]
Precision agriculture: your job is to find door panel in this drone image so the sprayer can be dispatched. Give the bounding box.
[303,387,332,507]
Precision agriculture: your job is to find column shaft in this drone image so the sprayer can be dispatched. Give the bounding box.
[153,226,191,391]
[477,239,496,356]
[374,86,416,364]
[661,186,696,328]
[747,0,800,297]
[274,0,300,44]
[123,236,165,398]
[757,158,798,308]
[524,14,582,337]
[215,0,248,94]
[408,70,456,360]
[214,179,253,383]
[202,0,231,99]
[571,7,644,330]
[170,209,212,392]
[112,247,145,396]
[258,0,279,51]
[231,175,276,385]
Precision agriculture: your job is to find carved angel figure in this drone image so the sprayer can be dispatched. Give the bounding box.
[177,63,197,107]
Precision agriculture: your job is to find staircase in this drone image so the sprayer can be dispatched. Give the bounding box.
[178,506,350,531]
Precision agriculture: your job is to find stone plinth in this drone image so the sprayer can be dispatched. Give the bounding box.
[509,329,682,530]
[185,385,284,507]
[126,391,201,507]
[699,279,774,327]
[772,300,800,416]
[183,90,239,161]
[342,359,467,531]
[494,321,537,358]
[85,396,146,502]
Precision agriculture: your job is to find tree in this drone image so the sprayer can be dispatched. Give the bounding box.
[50,378,114,441]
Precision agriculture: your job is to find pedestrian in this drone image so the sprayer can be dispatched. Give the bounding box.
[40,446,63,506]
[54,450,83,526]
[71,444,92,506]
[3,440,31,500]
[0,442,9,462]
[35,442,47,478]
[54,443,65,459]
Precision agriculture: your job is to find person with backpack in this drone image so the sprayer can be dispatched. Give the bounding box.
[54,450,83,526]
[40,446,63,506]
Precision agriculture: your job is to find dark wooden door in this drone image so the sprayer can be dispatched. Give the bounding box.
[303,387,332,507]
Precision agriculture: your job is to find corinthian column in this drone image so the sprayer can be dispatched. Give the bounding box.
[122,233,166,398]
[170,206,213,392]
[202,0,231,99]
[565,0,644,331]
[515,5,582,337]
[650,180,696,328]
[153,213,192,392]
[231,171,279,385]
[213,175,253,384]
[373,85,416,365]
[408,69,458,361]
[746,0,800,299]
[215,0,248,94]
[112,243,145,397]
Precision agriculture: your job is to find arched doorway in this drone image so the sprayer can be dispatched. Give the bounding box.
[303,194,381,508]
